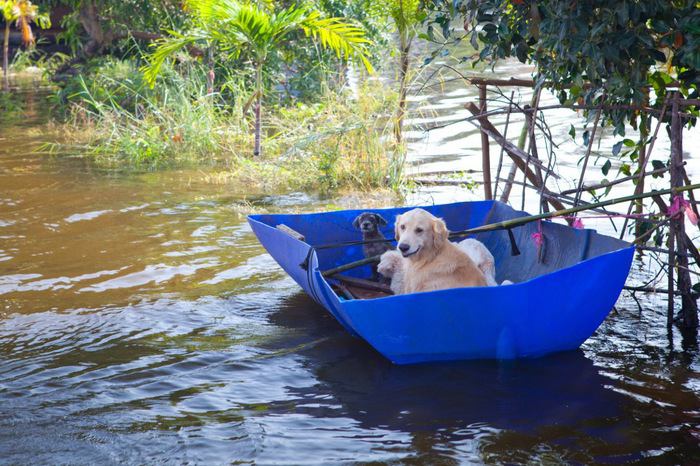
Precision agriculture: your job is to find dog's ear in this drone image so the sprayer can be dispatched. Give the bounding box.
[352,214,362,230]
[374,213,388,227]
[432,217,449,250]
[394,214,402,241]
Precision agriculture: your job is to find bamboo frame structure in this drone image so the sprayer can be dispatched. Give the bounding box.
[420,77,700,337]
[467,81,700,336]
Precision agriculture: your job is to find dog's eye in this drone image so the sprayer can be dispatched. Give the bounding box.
[415,227,423,234]
[400,224,406,231]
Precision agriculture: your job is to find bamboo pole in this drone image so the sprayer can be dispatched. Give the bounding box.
[635,93,650,238]
[573,106,603,207]
[624,285,699,297]
[619,96,670,239]
[501,91,540,203]
[320,183,700,277]
[493,91,515,198]
[465,76,682,90]
[479,84,493,200]
[559,165,673,195]
[427,104,677,134]
[521,93,544,211]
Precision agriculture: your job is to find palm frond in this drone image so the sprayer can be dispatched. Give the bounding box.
[300,12,375,73]
[183,0,222,24]
[142,30,209,86]
[227,2,274,54]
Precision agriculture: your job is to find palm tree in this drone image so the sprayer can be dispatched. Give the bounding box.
[0,0,50,89]
[144,0,374,156]
[375,0,422,145]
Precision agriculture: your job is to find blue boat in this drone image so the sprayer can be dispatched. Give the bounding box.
[248,200,634,364]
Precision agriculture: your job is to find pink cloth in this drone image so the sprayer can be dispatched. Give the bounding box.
[668,195,699,225]
[531,232,544,247]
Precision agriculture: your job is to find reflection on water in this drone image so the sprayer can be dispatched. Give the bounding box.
[1,74,699,464]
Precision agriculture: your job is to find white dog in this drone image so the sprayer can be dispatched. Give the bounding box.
[457,238,497,286]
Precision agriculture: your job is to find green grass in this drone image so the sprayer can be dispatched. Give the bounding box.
[54,58,405,193]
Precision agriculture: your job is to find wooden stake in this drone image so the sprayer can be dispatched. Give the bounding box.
[493,91,515,198]
[668,218,676,332]
[635,95,650,239]
[521,94,544,212]
[573,106,603,207]
[479,84,493,200]
[620,96,670,239]
[669,92,698,329]
[500,90,540,203]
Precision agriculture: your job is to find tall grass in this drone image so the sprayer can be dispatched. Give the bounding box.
[60,59,239,169]
[56,58,405,192]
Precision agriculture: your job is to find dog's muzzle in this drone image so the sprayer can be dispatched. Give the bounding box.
[398,243,419,257]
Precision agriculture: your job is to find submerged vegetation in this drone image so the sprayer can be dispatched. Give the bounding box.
[4,0,424,193]
[53,57,403,192]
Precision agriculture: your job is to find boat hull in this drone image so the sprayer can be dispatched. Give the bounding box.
[249,201,634,364]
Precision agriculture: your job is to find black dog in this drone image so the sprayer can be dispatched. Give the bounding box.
[353,212,392,281]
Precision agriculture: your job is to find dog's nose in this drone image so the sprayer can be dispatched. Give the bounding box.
[362,222,371,229]
[398,243,410,253]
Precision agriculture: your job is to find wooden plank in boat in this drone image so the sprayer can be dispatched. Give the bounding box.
[276,224,305,241]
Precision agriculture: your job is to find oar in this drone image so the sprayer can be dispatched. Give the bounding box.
[320,183,700,277]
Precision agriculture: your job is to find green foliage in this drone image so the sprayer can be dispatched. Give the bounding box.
[319,0,392,48]
[33,1,404,192]
[54,58,403,192]
[9,45,69,74]
[58,59,224,168]
[55,57,152,114]
[369,0,425,34]
[430,0,700,134]
[142,0,374,156]
[144,0,374,85]
[45,0,190,54]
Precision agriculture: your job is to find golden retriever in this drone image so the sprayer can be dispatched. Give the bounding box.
[377,249,405,294]
[394,208,487,293]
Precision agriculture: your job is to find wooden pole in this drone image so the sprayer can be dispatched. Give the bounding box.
[521,94,545,212]
[479,84,492,200]
[573,107,603,207]
[669,92,698,330]
[501,90,540,203]
[635,94,650,239]
[620,96,670,239]
[493,91,515,199]
[668,218,676,333]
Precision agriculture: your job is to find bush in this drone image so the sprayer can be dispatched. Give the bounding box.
[54,58,404,192]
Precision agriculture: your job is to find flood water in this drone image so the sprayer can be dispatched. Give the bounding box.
[1,68,700,465]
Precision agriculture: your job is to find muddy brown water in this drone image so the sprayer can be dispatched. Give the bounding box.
[1,74,699,465]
